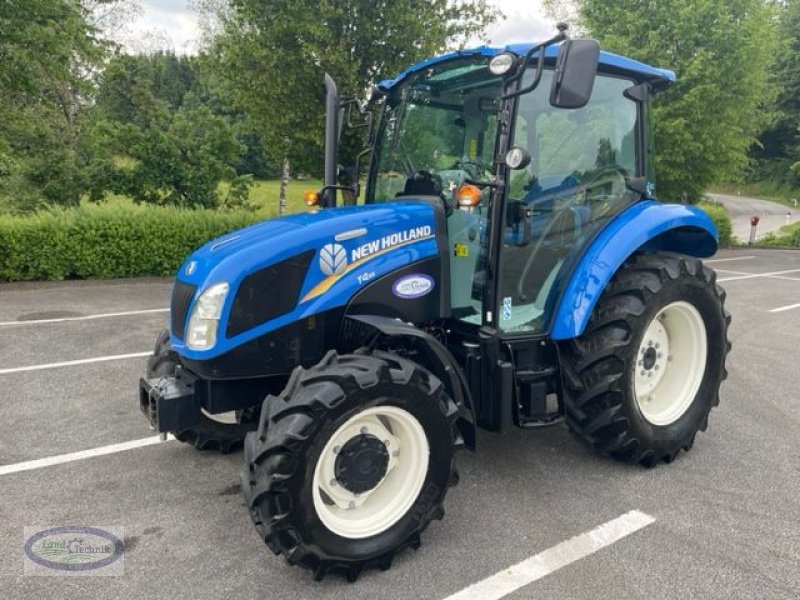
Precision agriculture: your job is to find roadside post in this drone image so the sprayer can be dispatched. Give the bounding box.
[749,215,760,245]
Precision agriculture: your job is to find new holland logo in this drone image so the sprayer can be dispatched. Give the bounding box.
[319,243,347,276]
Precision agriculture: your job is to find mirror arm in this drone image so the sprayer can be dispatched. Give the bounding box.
[501,26,569,101]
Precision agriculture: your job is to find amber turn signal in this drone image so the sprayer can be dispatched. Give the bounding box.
[454,184,481,207]
[304,190,321,207]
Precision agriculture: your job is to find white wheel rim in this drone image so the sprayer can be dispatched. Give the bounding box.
[634,301,707,426]
[201,409,238,425]
[312,406,429,539]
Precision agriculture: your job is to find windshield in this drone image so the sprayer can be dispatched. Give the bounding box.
[369,57,504,203]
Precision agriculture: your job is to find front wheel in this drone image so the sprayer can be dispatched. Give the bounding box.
[241,350,461,581]
[559,252,731,467]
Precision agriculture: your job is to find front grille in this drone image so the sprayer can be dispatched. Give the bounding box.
[227,250,315,338]
[171,280,197,341]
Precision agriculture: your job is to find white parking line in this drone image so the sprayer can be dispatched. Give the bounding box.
[0,351,152,376]
[769,302,800,313]
[0,307,168,327]
[715,268,800,282]
[717,269,800,282]
[0,435,176,476]
[705,256,755,263]
[442,510,655,600]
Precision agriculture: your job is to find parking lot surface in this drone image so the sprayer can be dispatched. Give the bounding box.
[1,248,798,599]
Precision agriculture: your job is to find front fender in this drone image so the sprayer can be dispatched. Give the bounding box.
[550,201,717,340]
[345,314,477,450]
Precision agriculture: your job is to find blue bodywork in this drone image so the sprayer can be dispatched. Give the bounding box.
[173,202,439,360]
[378,44,675,92]
[549,201,717,340]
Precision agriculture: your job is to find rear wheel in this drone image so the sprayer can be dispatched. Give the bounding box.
[147,329,254,452]
[559,252,731,467]
[241,350,461,581]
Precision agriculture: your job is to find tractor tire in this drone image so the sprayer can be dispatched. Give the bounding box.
[559,252,731,467]
[147,329,254,453]
[241,350,462,581]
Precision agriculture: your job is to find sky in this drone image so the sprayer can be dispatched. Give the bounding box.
[123,0,557,55]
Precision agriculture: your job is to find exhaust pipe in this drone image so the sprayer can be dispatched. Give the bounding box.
[323,74,340,208]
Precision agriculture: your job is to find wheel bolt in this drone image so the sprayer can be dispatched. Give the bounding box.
[348,501,355,509]
[654,365,660,371]
[360,426,368,435]
[655,342,660,349]
[392,449,400,457]
[657,352,663,359]
[333,445,341,454]
[383,439,390,446]
[330,479,337,487]
[640,370,646,376]
[648,340,653,346]
[648,372,653,378]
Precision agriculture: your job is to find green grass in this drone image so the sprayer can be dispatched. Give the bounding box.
[87,178,324,217]
[760,220,800,247]
[710,182,800,210]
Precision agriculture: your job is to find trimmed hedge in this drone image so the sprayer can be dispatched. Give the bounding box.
[697,201,733,247]
[0,204,261,282]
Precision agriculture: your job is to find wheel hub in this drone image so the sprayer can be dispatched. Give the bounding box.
[334,434,390,494]
[642,346,658,370]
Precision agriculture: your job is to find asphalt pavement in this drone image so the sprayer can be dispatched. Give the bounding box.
[0,248,798,599]
[708,193,799,242]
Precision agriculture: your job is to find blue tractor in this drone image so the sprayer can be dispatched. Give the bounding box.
[140,27,730,581]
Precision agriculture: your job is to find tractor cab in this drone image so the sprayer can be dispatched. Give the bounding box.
[362,41,670,338]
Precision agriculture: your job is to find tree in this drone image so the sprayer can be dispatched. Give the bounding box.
[755,0,800,188]
[204,0,497,208]
[0,0,107,210]
[88,54,251,208]
[548,0,778,201]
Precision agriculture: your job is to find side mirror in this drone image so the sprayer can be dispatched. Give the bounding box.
[550,39,600,109]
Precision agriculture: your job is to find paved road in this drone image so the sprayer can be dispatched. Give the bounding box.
[1,249,799,599]
[708,192,799,242]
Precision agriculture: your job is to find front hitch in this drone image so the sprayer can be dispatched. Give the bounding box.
[138,371,201,434]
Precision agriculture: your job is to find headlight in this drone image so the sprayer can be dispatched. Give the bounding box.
[186,282,229,350]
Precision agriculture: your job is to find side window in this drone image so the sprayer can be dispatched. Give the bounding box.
[498,72,640,334]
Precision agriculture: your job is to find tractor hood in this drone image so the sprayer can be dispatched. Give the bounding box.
[172,201,440,359]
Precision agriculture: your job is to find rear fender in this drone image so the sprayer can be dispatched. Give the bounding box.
[550,201,718,340]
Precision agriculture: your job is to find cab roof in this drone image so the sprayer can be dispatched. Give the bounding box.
[377,43,676,92]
